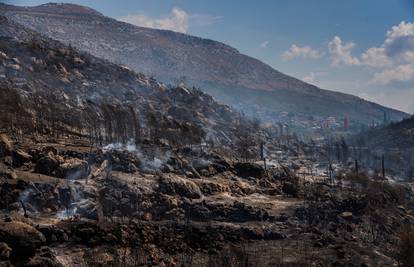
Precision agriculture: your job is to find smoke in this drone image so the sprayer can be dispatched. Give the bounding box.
[19,188,34,203]
[56,205,77,220]
[141,149,171,172]
[55,183,87,220]
[103,139,141,154]
[103,140,171,171]
[66,168,86,180]
[18,188,37,214]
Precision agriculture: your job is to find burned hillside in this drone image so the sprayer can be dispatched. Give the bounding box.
[0,14,414,267]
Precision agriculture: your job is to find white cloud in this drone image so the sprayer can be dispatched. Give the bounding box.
[119,8,188,33]
[281,44,321,60]
[119,8,221,34]
[384,21,414,63]
[328,36,360,66]
[360,47,392,68]
[358,21,414,84]
[371,64,414,85]
[303,72,316,83]
[260,40,269,48]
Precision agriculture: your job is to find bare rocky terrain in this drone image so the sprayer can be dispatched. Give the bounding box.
[0,3,407,128]
[0,10,414,267]
[1,132,414,266]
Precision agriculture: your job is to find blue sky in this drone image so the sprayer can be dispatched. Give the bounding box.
[5,0,414,113]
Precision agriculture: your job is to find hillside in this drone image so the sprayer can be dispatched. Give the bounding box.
[347,116,414,179]
[1,12,414,267]
[356,116,414,148]
[0,14,245,151]
[0,3,407,128]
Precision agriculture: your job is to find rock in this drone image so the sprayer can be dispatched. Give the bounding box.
[282,182,299,197]
[192,159,211,171]
[56,158,89,179]
[162,164,174,173]
[199,181,229,195]
[35,156,59,176]
[36,225,68,244]
[158,175,202,199]
[185,171,194,178]
[8,64,20,71]
[0,164,17,180]
[0,134,12,158]
[211,154,232,172]
[339,211,353,221]
[76,200,98,220]
[90,160,109,179]
[0,221,46,259]
[234,162,264,179]
[0,52,8,59]
[3,156,13,166]
[73,57,85,65]
[12,149,32,167]
[0,242,11,260]
[4,170,17,180]
[200,169,210,177]
[11,58,20,64]
[27,247,63,267]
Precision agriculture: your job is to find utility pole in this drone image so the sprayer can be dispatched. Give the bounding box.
[260,142,267,171]
[355,159,359,175]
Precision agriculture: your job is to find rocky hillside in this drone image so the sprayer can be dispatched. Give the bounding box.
[0,14,248,151]
[0,3,407,128]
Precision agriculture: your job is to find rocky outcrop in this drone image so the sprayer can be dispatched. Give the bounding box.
[233,162,265,179]
[55,158,89,180]
[34,156,59,176]
[158,175,202,199]
[0,221,45,259]
[0,134,12,158]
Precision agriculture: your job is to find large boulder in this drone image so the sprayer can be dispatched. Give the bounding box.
[282,182,299,197]
[211,155,232,173]
[0,242,11,260]
[234,162,265,179]
[56,158,89,179]
[12,149,32,167]
[158,175,202,199]
[0,221,46,259]
[0,134,13,158]
[0,164,17,180]
[34,156,59,176]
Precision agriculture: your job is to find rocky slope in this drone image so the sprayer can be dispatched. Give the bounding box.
[1,131,413,266]
[0,14,245,151]
[0,3,407,128]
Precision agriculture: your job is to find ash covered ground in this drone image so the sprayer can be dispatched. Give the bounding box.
[1,133,413,266]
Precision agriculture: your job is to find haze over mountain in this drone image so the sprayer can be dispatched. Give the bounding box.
[0,2,407,128]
